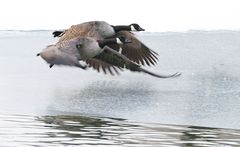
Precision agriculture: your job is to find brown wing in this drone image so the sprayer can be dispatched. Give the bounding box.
[102,46,181,78]
[86,47,181,78]
[58,22,103,42]
[109,31,159,66]
[86,58,123,75]
[86,47,139,75]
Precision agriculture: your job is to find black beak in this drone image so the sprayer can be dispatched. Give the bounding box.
[36,53,40,56]
[139,27,145,31]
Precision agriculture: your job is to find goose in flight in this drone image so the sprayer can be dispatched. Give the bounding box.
[37,36,130,68]
[52,21,159,74]
[52,21,145,39]
[38,36,181,78]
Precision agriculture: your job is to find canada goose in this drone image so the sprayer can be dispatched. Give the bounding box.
[37,36,130,68]
[52,21,158,69]
[38,37,181,78]
[52,21,144,39]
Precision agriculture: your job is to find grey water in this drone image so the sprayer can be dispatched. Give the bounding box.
[0,30,240,146]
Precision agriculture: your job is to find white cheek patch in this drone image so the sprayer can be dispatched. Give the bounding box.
[118,47,123,54]
[116,38,123,44]
[131,25,136,31]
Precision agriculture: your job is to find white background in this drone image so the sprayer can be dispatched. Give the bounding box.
[1,0,240,31]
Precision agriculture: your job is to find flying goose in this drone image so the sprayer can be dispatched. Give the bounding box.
[38,36,181,78]
[52,21,144,39]
[37,36,130,68]
[52,21,159,74]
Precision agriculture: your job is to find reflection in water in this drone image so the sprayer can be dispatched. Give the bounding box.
[0,113,240,146]
[46,70,240,128]
[49,80,157,117]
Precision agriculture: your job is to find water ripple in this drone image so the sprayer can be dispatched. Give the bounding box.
[0,114,240,146]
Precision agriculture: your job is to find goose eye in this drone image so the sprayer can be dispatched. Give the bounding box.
[76,44,82,49]
[119,36,124,41]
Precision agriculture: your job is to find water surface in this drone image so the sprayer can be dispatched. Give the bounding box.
[1,113,240,146]
[0,30,240,146]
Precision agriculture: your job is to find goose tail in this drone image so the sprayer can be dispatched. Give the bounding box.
[52,31,64,37]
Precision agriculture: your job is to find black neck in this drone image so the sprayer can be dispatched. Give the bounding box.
[98,38,117,48]
[111,25,131,32]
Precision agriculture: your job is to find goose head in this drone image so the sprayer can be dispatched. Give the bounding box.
[130,23,145,31]
[116,36,132,44]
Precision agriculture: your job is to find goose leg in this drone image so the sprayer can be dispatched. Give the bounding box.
[103,46,181,78]
[74,63,87,70]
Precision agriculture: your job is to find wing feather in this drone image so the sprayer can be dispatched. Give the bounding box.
[86,58,122,75]
[111,31,159,66]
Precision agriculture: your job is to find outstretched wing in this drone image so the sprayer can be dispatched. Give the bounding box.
[86,46,180,78]
[108,31,159,66]
[101,46,181,78]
